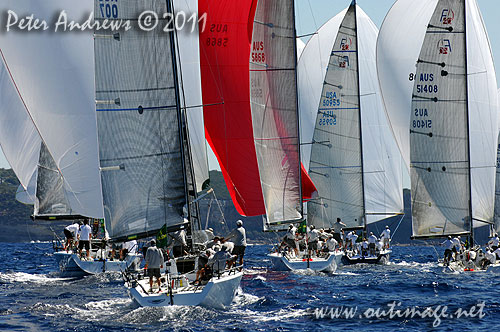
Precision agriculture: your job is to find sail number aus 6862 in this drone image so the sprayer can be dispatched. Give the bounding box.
[206,37,228,47]
[99,0,118,19]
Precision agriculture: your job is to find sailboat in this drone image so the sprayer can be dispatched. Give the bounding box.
[90,0,242,307]
[296,2,404,266]
[0,1,143,277]
[403,0,498,271]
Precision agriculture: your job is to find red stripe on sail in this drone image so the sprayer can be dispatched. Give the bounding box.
[301,163,317,201]
[198,0,264,216]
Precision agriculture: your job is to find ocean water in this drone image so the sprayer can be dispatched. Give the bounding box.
[0,242,499,331]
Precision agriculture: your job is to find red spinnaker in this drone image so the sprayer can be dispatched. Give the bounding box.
[198,0,265,216]
[301,163,317,201]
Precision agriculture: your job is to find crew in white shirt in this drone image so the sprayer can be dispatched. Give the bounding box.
[380,226,391,249]
[78,219,92,259]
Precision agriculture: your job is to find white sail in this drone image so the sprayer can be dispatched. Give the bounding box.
[466,0,498,224]
[174,0,210,192]
[298,8,347,171]
[376,0,439,171]
[357,7,404,224]
[297,38,306,60]
[307,4,363,230]
[410,0,497,238]
[303,4,403,229]
[495,129,500,233]
[0,62,40,203]
[494,89,500,232]
[250,0,302,225]
[0,0,104,219]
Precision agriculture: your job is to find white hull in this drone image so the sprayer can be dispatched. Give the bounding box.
[342,249,391,265]
[128,271,243,308]
[268,251,343,272]
[440,261,500,273]
[54,251,141,277]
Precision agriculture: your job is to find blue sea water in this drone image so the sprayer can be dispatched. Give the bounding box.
[0,243,499,331]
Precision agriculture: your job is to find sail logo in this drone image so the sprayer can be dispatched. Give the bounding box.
[440,9,455,25]
[438,39,452,54]
[339,56,349,68]
[340,37,352,51]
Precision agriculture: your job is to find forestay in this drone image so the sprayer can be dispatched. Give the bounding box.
[249,0,303,225]
[94,0,191,240]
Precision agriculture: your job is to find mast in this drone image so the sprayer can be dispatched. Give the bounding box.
[352,0,367,235]
[166,0,198,247]
[463,0,473,247]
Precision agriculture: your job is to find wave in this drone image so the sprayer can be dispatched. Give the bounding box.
[0,271,69,284]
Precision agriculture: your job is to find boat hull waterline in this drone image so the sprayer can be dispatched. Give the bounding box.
[128,271,243,308]
[268,251,343,272]
[54,252,141,277]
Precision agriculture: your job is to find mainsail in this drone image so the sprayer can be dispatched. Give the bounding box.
[0,0,104,219]
[410,0,497,238]
[305,4,403,230]
[249,0,302,225]
[94,0,196,241]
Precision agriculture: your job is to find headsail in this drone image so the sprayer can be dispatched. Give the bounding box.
[410,0,497,238]
[0,61,40,204]
[174,0,210,192]
[0,0,104,219]
[198,0,265,217]
[377,0,439,171]
[249,0,302,225]
[94,0,194,241]
[495,90,500,233]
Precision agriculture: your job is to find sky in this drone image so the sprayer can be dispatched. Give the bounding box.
[1,0,499,174]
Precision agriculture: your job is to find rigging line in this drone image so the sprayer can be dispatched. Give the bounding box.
[296,32,317,38]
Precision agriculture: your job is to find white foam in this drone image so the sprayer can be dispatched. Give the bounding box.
[0,272,68,284]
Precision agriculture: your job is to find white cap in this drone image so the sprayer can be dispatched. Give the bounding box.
[237,220,243,226]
